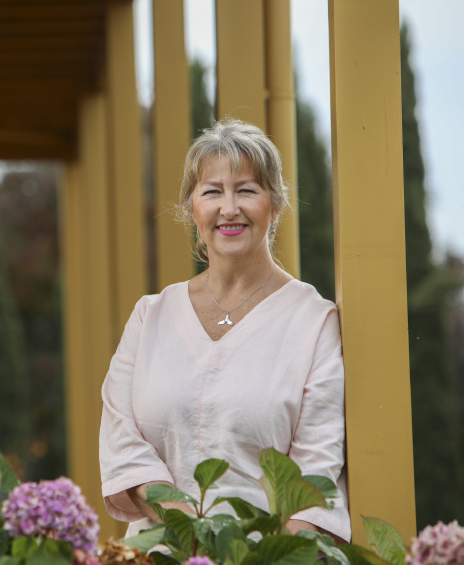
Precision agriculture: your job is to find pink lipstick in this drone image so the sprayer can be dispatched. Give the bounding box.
[216,223,247,236]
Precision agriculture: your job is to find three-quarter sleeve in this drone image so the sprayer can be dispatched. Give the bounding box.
[289,305,351,542]
[100,297,175,522]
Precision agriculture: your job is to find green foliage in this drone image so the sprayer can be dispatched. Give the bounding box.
[400,23,464,529]
[124,525,166,553]
[194,459,229,497]
[362,517,404,565]
[338,545,392,565]
[190,58,214,140]
[303,475,338,499]
[0,453,19,505]
[145,484,199,506]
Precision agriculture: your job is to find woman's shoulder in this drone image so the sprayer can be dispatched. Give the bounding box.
[288,279,338,313]
[132,281,188,320]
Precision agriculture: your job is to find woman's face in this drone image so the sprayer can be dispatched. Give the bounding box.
[191,154,278,261]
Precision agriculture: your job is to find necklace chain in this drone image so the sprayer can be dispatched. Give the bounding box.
[206,263,276,323]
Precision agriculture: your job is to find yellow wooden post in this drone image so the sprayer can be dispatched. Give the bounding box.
[152,0,194,290]
[62,93,126,540]
[329,0,416,545]
[264,0,300,278]
[106,0,147,332]
[215,0,267,131]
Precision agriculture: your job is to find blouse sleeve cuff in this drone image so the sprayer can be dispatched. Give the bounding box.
[102,465,175,498]
[291,507,351,543]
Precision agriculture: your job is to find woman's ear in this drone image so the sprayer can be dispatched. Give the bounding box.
[271,207,281,224]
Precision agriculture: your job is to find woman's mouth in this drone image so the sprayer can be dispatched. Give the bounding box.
[216,223,247,236]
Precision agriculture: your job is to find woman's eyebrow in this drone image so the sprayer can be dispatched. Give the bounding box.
[200,180,223,187]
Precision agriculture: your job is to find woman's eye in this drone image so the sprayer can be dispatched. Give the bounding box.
[240,188,256,194]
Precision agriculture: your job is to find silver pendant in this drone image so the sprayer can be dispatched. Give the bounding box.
[218,312,233,326]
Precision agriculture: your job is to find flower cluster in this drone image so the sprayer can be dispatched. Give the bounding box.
[97,539,154,565]
[185,558,216,565]
[406,520,464,565]
[2,477,100,553]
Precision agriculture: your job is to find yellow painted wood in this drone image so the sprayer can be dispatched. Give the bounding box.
[328,0,416,546]
[106,0,147,334]
[215,0,267,130]
[264,0,300,278]
[62,94,126,540]
[152,0,194,290]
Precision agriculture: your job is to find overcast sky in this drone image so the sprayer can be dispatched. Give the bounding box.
[133,0,464,260]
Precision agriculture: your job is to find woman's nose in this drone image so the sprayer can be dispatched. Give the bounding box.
[220,192,239,218]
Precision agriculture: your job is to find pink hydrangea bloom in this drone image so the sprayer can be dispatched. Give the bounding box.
[185,557,216,565]
[2,477,99,553]
[73,549,101,565]
[406,520,464,565]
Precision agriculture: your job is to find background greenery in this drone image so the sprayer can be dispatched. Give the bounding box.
[0,26,463,531]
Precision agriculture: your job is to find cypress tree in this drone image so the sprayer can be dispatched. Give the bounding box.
[190,59,214,140]
[296,93,335,301]
[401,24,463,529]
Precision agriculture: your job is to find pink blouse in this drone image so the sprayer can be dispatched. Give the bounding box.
[99,279,351,542]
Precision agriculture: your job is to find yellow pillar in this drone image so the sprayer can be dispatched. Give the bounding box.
[106,0,147,332]
[264,0,300,278]
[215,0,267,131]
[152,0,194,290]
[329,0,416,545]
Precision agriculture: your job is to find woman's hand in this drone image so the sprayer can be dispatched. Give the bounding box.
[127,481,196,524]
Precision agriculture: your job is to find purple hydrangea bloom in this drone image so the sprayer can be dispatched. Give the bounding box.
[406,520,464,565]
[185,557,216,565]
[2,477,99,553]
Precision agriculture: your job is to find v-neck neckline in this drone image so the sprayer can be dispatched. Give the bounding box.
[166,279,307,369]
[186,277,296,344]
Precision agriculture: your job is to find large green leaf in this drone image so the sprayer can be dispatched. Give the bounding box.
[239,515,281,537]
[302,476,338,499]
[0,558,20,565]
[339,545,393,565]
[216,523,248,562]
[194,459,229,496]
[147,552,180,565]
[28,540,73,565]
[280,479,327,523]
[258,449,301,515]
[193,514,237,556]
[257,535,318,565]
[0,453,19,504]
[124,525,166,553]
[0,531,10,557]
[11,537,38,560]
[148,502,166,523]
[145,484,199,506]
[212,497,269,519]
[226,539,250,565]
[362,517,405,565]
[164,509,195,555]
[258,476,277,515]
[295,531,349,565]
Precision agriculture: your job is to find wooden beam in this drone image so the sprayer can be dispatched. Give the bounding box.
[105,0,147,334]
[0,49,95,65]
[0,18,104,35]
[329,0,416,546]
[0,129,73,147]
[0,5,104,19]
[152,0,194,291]
[0,109,76,129]
[264,0,300,278]
[215,0,267,130]
[0,63,93,80]
[0,34,102,51]
[0,144,75,159]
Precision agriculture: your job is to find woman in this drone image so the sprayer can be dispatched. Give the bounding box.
[99,119,351,543]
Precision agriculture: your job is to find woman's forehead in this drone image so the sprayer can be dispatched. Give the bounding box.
[198,153,257,182]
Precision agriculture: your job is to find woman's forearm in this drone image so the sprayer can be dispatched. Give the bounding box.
[127,481,195,523]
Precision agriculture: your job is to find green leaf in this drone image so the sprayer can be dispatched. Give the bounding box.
[257,535,318,565]
[280,478,327,523]
[148,502,166,523]
[212,497,269,519]
[28,539,73,565]
[124,524,166,553]
[339,545,393,565]
[241,554,262,565]
[296,531,349,565]
[145,484,199,506]
[302,475,338,499]
[194,459,229,495]
[12,537,38,560]
[0,531,10,557]
[216,523,248,562]
[227,539,250,565]
[0,453,19,503]
[0,558,20,565]
[164,509,195,555]
[239,515,281,537]
[147,551,180,565]
[258,449,301,515]
[362,517,405,565]
[258,476,277,515]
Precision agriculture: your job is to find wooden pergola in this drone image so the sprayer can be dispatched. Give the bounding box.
[1,0,416,546]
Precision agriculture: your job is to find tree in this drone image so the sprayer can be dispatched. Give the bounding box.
[401,24,464,529]
[190,59,214,140]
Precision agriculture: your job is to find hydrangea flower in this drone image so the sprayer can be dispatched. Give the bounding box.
[406,520,464,565]
[2,477,99,553]
[185,557,216,565]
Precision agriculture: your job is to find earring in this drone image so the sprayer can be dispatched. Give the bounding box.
[196,227,200,239]
[269,222,276,234]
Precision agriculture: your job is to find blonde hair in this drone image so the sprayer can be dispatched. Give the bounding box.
[179,117,290,262]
